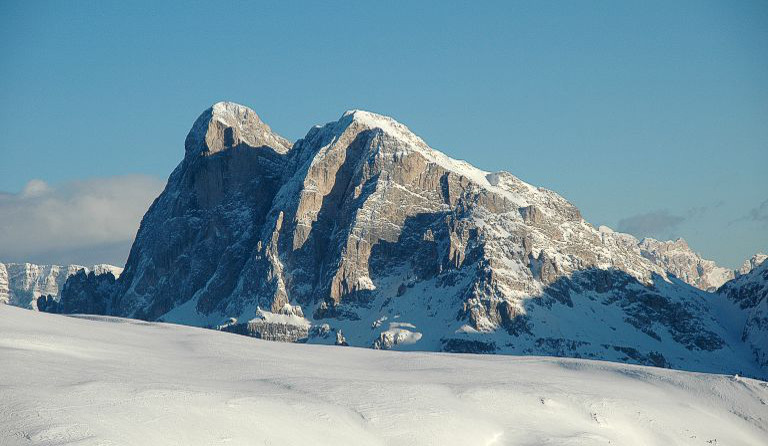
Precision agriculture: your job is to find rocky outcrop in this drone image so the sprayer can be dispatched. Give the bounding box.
[737,253,768,277]
[38,270,118,314]
[0,262,122,309]
[637,238,734,291]
[221,318,310,343]
[51,102,765,377]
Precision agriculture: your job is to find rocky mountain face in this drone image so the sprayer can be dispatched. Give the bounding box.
[717,255,768,368]
[49,102,765,377]
[36,269,119,314]
[738,253,768,277]
[637,238,734,291]
[0,262,122,309]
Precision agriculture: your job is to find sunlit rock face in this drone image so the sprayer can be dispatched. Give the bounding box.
[51,102,765,377]
[0,262,121,309]
[637,238,734,291]
[738,253,768,277]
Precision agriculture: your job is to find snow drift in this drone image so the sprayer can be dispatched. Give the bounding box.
[1,305,767,446]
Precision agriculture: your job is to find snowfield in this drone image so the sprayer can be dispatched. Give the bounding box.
[1,306,766,446]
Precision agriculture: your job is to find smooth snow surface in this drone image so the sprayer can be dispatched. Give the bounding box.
[1,306,766,446]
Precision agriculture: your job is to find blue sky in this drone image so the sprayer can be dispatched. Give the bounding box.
[1,1,766,268]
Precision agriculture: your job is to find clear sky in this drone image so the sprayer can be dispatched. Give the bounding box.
[0,0,766,268]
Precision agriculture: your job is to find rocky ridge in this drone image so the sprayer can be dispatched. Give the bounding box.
[738,253,768,277]
[0,262,122,309]
[717,255,768,367]
[637,238,735,291]
[48,102,766,377]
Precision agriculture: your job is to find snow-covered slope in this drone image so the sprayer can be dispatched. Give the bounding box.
[1,305,766,446]
[638,238,734,291]
[49,102,764,377]
[718,256,768,368]
[0,262,122,309]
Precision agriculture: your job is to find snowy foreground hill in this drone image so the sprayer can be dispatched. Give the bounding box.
[1,305,766,446]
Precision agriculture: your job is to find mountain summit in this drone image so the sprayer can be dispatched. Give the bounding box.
[49,102,766,377]
[184,101,291,156]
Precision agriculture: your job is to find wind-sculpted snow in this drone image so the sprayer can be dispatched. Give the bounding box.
[1,306,767,446]
[49,102,766,377]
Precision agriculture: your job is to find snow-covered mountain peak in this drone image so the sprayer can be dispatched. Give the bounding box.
[638,237,734,291]
[45,103,767,378]
[321,110,542,206]
[184,101,291,157]
[738,253,768,276]
[341,109,427,146]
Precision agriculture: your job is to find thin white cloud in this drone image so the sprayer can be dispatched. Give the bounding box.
[0,175,164,266]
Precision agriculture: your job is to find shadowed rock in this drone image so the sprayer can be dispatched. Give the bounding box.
[49,103,766,378]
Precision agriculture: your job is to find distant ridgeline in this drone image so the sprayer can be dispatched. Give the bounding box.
[0,262,121,310]
[38,102,768,378]
[37,269,118,314]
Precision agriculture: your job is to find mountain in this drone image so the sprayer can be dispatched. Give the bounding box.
[738,253,768,277]
[717,255,768,368]
[637,238,734,291]
[3,304,767,446]
[0,262,122,309]
[50,102,765,377]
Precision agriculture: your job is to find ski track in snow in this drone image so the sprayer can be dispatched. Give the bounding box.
[1,305,767,446]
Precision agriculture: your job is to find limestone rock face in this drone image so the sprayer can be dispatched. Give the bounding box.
[638,238,734,291]
[185,102,291,156]
[52,102,765,377]
[38,270,118,314]
[112,103,294,321]
[738,253,768,277]
[0,262,121,309]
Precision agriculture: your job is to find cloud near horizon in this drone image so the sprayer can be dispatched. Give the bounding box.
[616,209,686,240]
[0,175,165,266]
[616,203,725,241]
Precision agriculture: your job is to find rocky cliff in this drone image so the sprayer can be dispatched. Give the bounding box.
[0,262,122,309]
[737,253,768,277]
[637,238,734,291]
[717,255,768,368]
[50,102,765,377]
